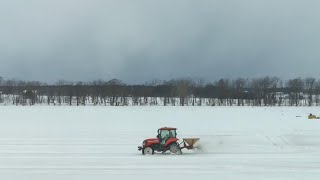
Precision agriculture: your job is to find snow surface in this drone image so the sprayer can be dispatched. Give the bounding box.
[0,106,320,179]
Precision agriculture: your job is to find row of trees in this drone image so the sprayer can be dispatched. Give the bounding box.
[0,76,320,106]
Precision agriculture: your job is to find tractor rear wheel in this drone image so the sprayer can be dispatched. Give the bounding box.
[142,147,154,155]
[169,143,182,155]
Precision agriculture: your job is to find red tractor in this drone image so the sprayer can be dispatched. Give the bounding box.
[138,127,199,155]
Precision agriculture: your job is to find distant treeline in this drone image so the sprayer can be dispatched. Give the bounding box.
[0,76,319,106]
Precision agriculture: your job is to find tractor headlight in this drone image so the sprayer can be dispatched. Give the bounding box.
[142,140,146,146]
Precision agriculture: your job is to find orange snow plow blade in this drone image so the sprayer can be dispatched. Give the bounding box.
[181,138,200,150]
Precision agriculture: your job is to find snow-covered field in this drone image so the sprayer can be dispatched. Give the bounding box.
[0,106,320,180]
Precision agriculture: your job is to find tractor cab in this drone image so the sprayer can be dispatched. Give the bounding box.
[157,127,177,144]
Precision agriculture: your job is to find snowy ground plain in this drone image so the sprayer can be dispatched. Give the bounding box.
[0,106,320,180]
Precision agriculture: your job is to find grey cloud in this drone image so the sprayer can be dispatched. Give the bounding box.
[0,0,320,83]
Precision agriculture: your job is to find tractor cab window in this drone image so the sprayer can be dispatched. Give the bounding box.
[159,130,176,139]
[160,130,169,139]
[169,130,176,137]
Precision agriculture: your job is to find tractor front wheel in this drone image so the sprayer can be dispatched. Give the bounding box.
[169,143,182,155]
[142,147,154,155]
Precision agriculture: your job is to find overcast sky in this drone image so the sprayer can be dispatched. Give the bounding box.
[0,0,319,84]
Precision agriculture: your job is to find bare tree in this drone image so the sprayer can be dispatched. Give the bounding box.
[107,79,124,106]
[216,79,231,106]
[0,77,3,103]
[55,80,67,105]
[277,80,285,106]
[287,78,304,106]
[250,77,279,106]
[314,80,320,106]
[148,79,161,105]
[233,78,248,106]
[160,80,173,106]
[66,81,74,106]
[173,79,193,106]
[304,77,316,106]
[74,81,84,106]
[90,80,104,105]
[191,78,205,106]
